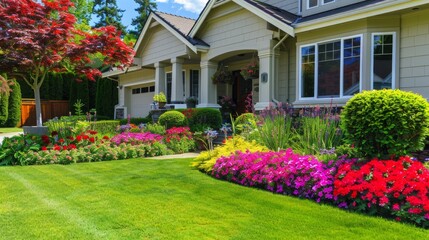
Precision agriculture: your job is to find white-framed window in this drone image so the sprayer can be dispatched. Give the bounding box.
[308,0,318,9]
[299,35,362,99]
[371,32,396,90]
[165,71,186,103]
[322,0,335,5]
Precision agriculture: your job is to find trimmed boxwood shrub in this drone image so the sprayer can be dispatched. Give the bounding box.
[341,89,429,159]
[158,110,187,129]
[89,120,120,134]
[188,108,222,131]
[5,80,21,127]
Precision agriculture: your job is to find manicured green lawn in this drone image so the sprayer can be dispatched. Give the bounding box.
[0,158,427,239]
[0,127,22,133]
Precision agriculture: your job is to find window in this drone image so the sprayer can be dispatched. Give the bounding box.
[322,0,335,4]
[300,35,362,99]
[372,33,395,90]
[149,86,155,92]
[166,71,186,103]
[141,87,149,93]
[190,70,199,98]
[166,72,172,103]
[132,88,141,94]
[308,0,318,8]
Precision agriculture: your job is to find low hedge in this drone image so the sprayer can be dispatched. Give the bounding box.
[180,108,222,131]
[119,117,151,126]
[89,120,120,134]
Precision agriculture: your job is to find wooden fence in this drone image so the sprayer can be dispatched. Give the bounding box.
[21,99,69,126]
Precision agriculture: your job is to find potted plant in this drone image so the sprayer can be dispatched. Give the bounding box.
[240,59,259,80]
[153,92,167,108]
[185,96,198,108]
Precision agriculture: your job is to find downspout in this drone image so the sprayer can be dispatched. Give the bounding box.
[271,34,289,105]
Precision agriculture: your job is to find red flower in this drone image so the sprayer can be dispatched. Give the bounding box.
[89,137,95,143]
[76,135,82,142]
[41,146,47,151]
[51,131,58,136]
[62,146,68,150]
[103,136,109,140]
[68,144,77,150]
[58,138,64,144]
[53,145,61,151]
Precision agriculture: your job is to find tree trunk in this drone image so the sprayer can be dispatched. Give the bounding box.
[34,86,43,127]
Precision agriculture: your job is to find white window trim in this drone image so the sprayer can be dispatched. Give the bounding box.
[322,0,335,5]
[298,34,363,100]
[370,32,396,90]
[307,0,318,9]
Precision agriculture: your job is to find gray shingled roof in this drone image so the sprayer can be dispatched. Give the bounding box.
[154,11,209,47]
[297,0,388,23]
[243,0,299,25]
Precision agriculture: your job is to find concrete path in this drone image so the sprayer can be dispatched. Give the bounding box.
[0,132,23,145]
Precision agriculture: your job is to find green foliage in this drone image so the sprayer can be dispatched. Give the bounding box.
[258,115,293,151]
[153,92,167,102]
[234,113,258,135]
[119,117,151,125]
[96,78,118,119]
[145,123,166,135]
[93,0,127,35]
[0,134,40,166]
[89,120,120,134]
[130,0,157,36]
[69,78,90,113]
[5,80,21,127]
[158,111,187,129]
[188,108,222,131]
[0,92,9,126]
[192,136,268,173]
[73,99,85,116]
[341,89,429,159]
[45,118,75,139]
[292,116,343,156]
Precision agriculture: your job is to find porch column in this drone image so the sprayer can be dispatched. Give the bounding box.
[255,49,274,111]
[154,62,166,94]
[171,57,184,102]
[118,85,125,106]
[198,60,220,108]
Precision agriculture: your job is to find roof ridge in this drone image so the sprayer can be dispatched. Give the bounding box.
[154,11,196,21]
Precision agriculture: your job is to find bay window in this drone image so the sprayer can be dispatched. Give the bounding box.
[300,35,362,99]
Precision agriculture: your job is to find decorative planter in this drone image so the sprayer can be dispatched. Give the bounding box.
[23,126,49,136]
[158,102,167,108]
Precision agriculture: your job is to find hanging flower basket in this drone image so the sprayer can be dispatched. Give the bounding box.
[240,59,259,80]
[212,65,233,84]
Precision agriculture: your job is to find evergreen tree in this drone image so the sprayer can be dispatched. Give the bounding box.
[130,0,157,36]
[0,92,8,126]
[93,0,127,35]
[5,80,21,127]
[70,0,94,25]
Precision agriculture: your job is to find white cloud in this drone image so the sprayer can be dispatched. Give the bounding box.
[156,0,169,3]
[173,0,208,14]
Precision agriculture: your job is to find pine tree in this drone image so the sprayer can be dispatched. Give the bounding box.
[130,0,157,36]
[5,80,21,127]
[93,0,127,35]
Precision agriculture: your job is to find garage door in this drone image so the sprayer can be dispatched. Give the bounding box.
[130,84,155,117]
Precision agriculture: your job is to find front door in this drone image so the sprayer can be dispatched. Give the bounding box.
[232,71,252,115]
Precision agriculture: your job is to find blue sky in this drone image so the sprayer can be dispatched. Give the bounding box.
[117,0,208,30]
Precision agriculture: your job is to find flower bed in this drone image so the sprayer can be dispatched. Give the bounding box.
[164,127,195,153]
[334,156,429,227]
[110,132,163,145]
[212,149,336,203]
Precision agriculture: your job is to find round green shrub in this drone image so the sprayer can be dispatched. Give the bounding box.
[189,108,222,131]
[5,80,21,127]
[158,110,187,129]
[234,113,258,133]
[341,89,429,159]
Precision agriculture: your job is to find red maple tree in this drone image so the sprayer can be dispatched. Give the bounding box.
[0,0,135,126]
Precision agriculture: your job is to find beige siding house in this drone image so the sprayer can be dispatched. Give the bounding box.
[104,0,429,118]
